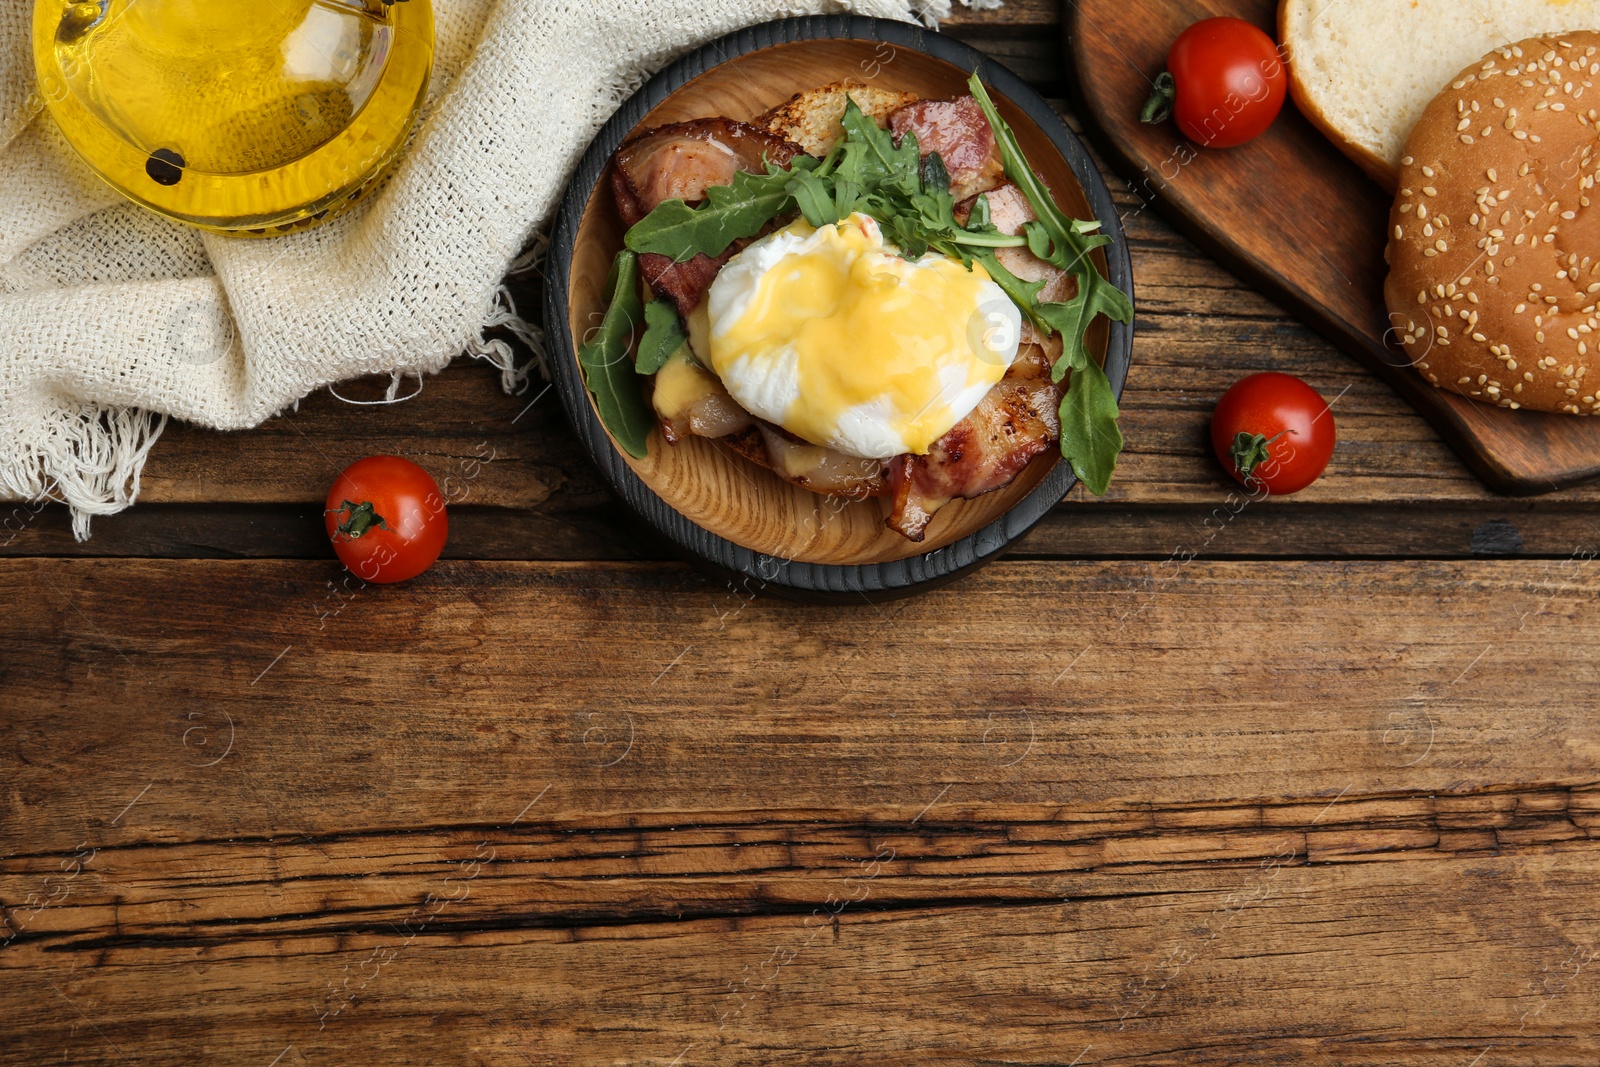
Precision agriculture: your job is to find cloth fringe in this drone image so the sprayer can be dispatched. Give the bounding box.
[464,231,549,395]
[2,404,168,541]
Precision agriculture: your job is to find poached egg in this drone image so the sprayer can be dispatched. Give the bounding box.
[705,213,1021,459]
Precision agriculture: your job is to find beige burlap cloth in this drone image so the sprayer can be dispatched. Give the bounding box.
[0,0,964,537]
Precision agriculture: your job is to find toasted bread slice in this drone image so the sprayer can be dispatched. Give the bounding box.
[1280,0,1600,190]
[754,81,920,156]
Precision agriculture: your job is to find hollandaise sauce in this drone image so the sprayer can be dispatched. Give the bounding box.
[32,0,434,235]
[708,215,1020,458]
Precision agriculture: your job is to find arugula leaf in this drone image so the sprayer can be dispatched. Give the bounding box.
[920,151,951,196]
[1035,277,1136,382]
[1057,358,1123,496]
[968,74,1131,339]
[635,297,686,376]
[833,178,865,223]
[788,158,869,230]
[969,248,1047,327]
[787,167,837,228]
[839,98,921,198]
[624,157,819,262]
[968,75,1115,251]
[1023,220,1113,275]
[967,71,1133,494]
[577,251,652,459]
[884,214,930,261]
[965,193,994,233]
[909,184,957,235]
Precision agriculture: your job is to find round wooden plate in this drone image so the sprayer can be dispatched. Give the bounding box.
[545,15,1135,601]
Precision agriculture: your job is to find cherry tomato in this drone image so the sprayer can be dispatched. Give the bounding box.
[1145,18,1287,148]
[324,456,448,583]
[1210,373,1335,495]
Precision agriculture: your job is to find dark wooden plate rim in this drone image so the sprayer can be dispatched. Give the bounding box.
[545,15,1135,601]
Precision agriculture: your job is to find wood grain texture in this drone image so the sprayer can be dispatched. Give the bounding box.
[1064,0,1600,494]
[5,558,1600,1064]
[11,559,1600,832]
[9,852,1597,1066]
[15,500,1600,561]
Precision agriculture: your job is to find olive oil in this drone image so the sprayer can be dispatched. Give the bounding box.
[33,0,434,236]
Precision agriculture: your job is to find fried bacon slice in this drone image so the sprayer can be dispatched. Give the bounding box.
[886,345,1063,542]
[611,119,803,318]
[888,95,1006,202]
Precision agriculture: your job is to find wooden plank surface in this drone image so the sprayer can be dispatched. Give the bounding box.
[7,10,1600,1067]
[5,559,1600,1065]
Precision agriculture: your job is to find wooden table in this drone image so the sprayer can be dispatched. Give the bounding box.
[6,6,1600,1063]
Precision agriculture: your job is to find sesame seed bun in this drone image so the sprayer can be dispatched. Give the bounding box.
[1383,33,1600,415]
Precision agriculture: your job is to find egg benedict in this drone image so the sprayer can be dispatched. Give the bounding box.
[595,78,1127,542]
[706,213,1022,459]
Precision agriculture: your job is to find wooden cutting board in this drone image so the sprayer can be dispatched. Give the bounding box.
[1064,0,1600,494]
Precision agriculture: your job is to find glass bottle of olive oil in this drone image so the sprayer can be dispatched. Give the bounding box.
[32,0,434,236]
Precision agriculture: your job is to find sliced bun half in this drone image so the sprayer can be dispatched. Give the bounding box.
[754,82,919,156]
[1281,0,1600,189]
